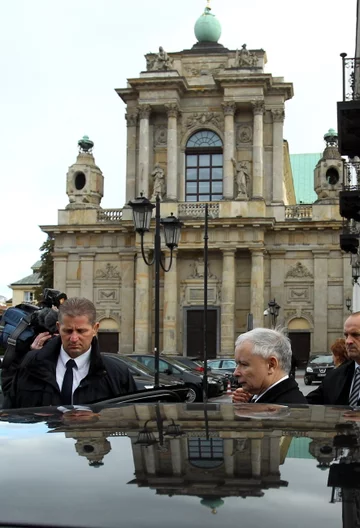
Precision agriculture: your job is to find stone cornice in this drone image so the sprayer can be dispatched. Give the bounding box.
[125,75,189,96]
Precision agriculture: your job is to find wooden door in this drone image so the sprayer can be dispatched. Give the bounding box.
[187,309,217,359]
[98,332,119,353]
[288,332,310,367]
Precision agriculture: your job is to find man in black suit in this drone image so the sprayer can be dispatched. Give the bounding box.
[232,328,307,405]
[307,312,360,406]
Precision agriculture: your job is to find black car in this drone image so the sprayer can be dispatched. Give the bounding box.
[130,354,223,402]
[103,353,188,394]
[207,358,237,386]
[163,355,228,390]
[0,400,355,528]
[304,354,335,385]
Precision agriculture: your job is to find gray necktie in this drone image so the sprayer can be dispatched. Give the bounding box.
[349,368,360,407]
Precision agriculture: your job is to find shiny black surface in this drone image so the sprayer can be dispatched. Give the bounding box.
[304,355,335,384]
[0,402,359,527]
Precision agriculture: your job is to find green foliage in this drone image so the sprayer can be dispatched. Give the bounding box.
[34,237,54,299]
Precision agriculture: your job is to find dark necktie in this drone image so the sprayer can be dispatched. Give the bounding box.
[349,368,360,407]
[61,359,77,405]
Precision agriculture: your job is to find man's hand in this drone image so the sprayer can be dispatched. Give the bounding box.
[232,387,252,403]
[31,332,52,350]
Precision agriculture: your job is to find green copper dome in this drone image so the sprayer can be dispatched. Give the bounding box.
[194,6,222,43]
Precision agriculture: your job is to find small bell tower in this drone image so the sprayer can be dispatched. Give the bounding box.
[66,135,104,209]
[314,129,343,203]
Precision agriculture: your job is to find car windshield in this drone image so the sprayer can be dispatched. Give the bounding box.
[311,355,334,364]
[119,356,155,376]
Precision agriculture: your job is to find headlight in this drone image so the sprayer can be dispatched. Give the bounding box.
[306,367,313,373]
[144,385,154,389]
[208,379,217,384]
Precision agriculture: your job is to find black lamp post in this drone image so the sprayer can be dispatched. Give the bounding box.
[128,194,182,389]
[351,253,360,285]
[268,298,280,329]
[346,297,353,313]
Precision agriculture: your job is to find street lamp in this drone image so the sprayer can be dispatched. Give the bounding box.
[267,298,280,329]
[128,193,183,388]
[345,297,352,313]
[351,253,360,285]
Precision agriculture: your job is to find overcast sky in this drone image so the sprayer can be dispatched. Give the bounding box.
[0,0,357,298]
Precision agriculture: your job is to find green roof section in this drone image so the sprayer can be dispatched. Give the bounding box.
[290,153,321,204]
[287,437,314,460]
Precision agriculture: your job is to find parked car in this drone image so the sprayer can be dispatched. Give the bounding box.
[130,354,223,402]
[103,353,188,394]
[304,354,335,385]
[207,358,237,386]
[163,355,228,390]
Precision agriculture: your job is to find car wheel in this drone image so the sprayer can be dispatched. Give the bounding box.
[186,385,202,403]
[304,377,312,386]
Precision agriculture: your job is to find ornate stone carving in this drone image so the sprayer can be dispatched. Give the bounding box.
[237,124,252,144]
[165,103,180,118]
[286,262,313,279]
[145,46,173,71]
[232,159,250,200]
[99,289,116,300]
[154,125,167,146]
[178,202,219,219]
[183,62,226,76]
[150,164,166,201]
[221,102,236,116]
[189,258,215,279]
[184,112,223,131]
[271,109,285,122]
[234,44,259,68]
[125,112,138,127]
[252,100,265,115]
[138,104,151,119]
[95,264,121,279]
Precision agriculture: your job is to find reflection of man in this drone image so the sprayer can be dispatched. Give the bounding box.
[4,297,136,409]
[307,312,360,405]
[232,328,307,404]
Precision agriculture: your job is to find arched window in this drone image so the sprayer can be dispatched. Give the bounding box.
[185,130,223,202]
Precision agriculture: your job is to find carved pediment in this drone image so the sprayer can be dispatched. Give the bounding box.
[286,262,313,279]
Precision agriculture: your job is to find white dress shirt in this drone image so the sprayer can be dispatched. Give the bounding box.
[253,375,289,403]
[56,346,91,400]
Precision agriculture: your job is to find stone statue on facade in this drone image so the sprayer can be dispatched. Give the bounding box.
[232,159,250,199]
[190,258,214,279]
[235,44,258,68]
[150,164,165,201]
[146,46,173,71]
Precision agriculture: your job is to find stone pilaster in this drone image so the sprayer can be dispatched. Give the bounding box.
[252,101,264,199]
[269,251,286,325]
[163,251,178,354]
[165,104,180,201]
[250,438,262,477]
[222,102,236,199]
[53,252,68,293]
[250,249,265,328]
[125,111,138,202]
[134,251,150,353]
[343,253,353,316]
[269,436,281,474]
[271,109,285,203]
[313,251,329,352]
[221,249,236,354]
[80,253,95,301]
[138,104,151,197]
[120,251,135,354]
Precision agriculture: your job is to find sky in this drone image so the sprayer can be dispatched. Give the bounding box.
[0,0,357,298]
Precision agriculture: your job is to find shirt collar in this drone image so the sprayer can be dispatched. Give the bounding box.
[59,346,91,369]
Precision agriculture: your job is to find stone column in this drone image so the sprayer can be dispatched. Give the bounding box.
[250,438,262,478]
[313,251,329,353]
[170,438,183,476]
[163,251,178,354]
[53,252,68,293]
[252,101,265,199]
[250,249,265,328]
[221,249,236,354]
[271,108,285,203]
[165,103,179,201]
[120,251,135,354]
[269,436,281,474]
[222,102,236,199]
[80,253,95,301]
[134,251,150,353]
[138,104,151,198]
[343,253,353,316]
[125,111,138,202]
[270,251,286,326]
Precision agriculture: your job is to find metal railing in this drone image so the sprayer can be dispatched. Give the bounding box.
[343,160,360,188]
[341,53,360,101]
[285,205,312,220]
[97,209,123,222]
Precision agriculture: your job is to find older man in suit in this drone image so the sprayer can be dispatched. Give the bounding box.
[307,312,360,406]
[232,327,307,405]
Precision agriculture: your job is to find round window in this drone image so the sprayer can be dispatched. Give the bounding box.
[74,171,86,190]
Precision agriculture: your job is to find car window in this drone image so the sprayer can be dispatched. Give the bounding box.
[208,360,221,368]
[222,360,236,369]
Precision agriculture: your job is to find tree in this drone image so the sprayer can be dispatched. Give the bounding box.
[34,237,54,300]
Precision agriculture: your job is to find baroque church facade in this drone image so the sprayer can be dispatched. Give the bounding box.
[42,5,350,363]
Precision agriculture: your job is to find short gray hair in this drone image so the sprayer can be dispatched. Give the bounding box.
[235,327,292,373]
[58,297,97,325]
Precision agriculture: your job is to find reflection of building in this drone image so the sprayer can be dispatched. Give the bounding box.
[41,3,349,361]
[65,431,112,467]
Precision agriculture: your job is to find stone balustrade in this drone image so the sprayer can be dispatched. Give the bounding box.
[285,205,312,220]
[97,209,123,222]
[178,202,220,219]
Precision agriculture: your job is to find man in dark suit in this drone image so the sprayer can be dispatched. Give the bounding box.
[232,327,307,405]
[307,312,360,406]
